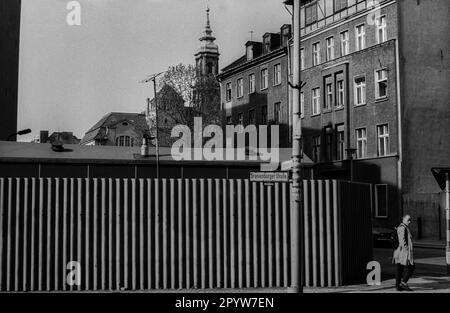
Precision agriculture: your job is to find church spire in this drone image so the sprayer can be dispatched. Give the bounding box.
[201,5,215,41]
[195,4,220,76]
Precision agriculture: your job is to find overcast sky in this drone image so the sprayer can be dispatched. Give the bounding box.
[17,0,291,141]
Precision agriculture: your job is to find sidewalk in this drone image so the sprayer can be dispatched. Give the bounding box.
[305,247,450,293]
[413,239,446,249]
[305,276,450,293]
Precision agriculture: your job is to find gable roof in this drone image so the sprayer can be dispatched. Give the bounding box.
[80,112,150,145]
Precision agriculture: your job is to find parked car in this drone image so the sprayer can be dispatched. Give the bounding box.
[372,227,393,248]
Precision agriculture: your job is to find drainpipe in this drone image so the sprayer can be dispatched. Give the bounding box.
[446,173,450,275]
[395,39,403,219]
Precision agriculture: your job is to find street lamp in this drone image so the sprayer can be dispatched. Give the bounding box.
[6,128,32,141]
[140,71,166,179]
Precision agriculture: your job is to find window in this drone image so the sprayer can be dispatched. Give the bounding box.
[312,136,321,163]
[236,78,243,98]
[226,116,232,125]
[305,2,318,26]
[116,136,134,147]
[336,124,345,161]
[249,74,256,94]
[300,92,305,118]
[263,36,271,54]
[340,31,349,56]
[375,184,388,218]
[356,128,367,159]
[336,80,345,107]
[225,82,232,102]
[246,45,253,61]
[274,64,282,86]
[312,88,321,115]
[325,127,333,161]
[261,68,268,90]
[376,15,387,44]
[248,109,256,125]
[261,105,268,124]
[300,49,305,70]
[377,124,390,157]
[238,113,244,126]
[325,83,333,110]
[334,0,348,12]
[326,37,335,61]
[354,76,366,106]
[356,24,366,51]
[312,42,321,66]
[274,102,281,124]
[375,69,388,99]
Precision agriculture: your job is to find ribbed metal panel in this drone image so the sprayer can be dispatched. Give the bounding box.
[0,178,291,291]
[0,177,371,291]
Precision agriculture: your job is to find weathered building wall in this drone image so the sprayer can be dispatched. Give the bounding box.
[398,0,450,239]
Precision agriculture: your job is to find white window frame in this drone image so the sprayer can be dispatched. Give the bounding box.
[356,127,367,159]
[261,68,268,90]
[375,184,389,218]
[249,73,256,94]
[325,83,333,110]
[225,82,232,102]
[326,37,335,61]
[312,87,321,116]
[312,135,321,163]
[237,78,244,98]
[376,15,387,44]
[375,69,388,99]
[354,76,366,106]
[274,102,281,124]
[337,79,345,108]
[355,24,366,51]
[273,63,282,86]
[312,42,321,66]
[300,48,305,70]
[340,30,349,56]
[300,92,305,119]
[238,113,244,126]
[377,124,390,157]
[336,124,345,161]
[116,136,134,147]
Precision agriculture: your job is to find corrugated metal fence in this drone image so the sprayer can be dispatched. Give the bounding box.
[0,177,372,292]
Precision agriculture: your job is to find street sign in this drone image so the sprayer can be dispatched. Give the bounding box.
[250,171,290,183]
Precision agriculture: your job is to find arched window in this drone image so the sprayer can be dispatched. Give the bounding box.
[116,136,134,147]
[206,62,213,74]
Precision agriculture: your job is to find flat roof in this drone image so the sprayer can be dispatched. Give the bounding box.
[0,141,313,167]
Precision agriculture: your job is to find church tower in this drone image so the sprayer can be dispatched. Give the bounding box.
[195,6,220,76]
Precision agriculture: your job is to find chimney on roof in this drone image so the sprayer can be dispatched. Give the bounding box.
[40,130,49,144]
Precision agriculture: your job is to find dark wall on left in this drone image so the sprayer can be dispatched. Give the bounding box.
[0,0,21,141]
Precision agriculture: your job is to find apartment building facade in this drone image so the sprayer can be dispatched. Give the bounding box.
[217,25,293,148]
[287,0,450,239]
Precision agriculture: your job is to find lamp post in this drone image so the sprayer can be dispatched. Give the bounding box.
[6,128,32,141]
[285,0,303,293]
[140,72,165,179]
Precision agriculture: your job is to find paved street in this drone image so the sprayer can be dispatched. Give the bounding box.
[305,247,450,293]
